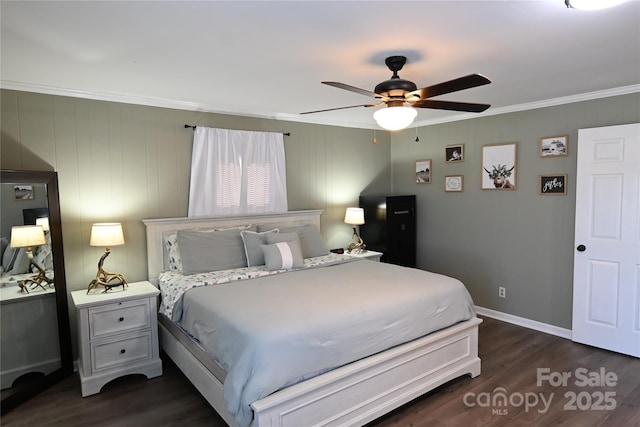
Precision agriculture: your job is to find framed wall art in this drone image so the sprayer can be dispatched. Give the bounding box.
[444,175,464,192]
[540,135,568,157]
[539,174,567,195]
[415,159,431,184]
[445,144,464,162]
[482,142,517,190]
[14,184,34,200]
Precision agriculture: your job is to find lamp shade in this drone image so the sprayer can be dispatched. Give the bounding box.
[373,106,417,131]
[10,225,46,248]
[344,207,365,225]
[36,217,50,232]
[90,223,125,247]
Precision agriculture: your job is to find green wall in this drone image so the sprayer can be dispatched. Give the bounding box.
[1,89,391,354]
[1,88,639,349]
[390,93,640,329]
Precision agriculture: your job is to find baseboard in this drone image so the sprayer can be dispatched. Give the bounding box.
[474,306,572,340]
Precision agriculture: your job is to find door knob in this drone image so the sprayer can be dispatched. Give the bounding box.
[577,244,586,252]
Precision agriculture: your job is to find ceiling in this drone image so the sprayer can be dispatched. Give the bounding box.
[1,1,639,130]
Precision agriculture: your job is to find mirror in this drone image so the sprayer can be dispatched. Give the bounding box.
[0,170,72,414]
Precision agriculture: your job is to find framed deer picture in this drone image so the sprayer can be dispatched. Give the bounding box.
[482,142,517,190]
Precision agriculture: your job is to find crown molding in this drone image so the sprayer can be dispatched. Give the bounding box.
[2,80,638,130]
[0,81,204,111]
[413,84,640,128]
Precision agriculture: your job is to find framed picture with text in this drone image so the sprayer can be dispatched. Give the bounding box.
[539,174,567,195]
[445,175,464,192]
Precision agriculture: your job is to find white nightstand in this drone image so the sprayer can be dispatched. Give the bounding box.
[343,250,383,262]
[71,281,162,397]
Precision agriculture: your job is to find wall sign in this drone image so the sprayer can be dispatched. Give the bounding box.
[539,174,567,195]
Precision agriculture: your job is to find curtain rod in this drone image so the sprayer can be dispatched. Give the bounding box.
[184,124,290,136]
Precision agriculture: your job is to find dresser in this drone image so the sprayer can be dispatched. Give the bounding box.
[71,281,162,397]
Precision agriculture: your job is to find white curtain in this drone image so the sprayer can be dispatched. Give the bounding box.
[188,127,288,216]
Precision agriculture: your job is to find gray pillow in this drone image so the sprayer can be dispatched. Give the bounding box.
[177,229,248,275]
[265,232,299,244]
[261,240,304,271]
[2,244,16,271]
[10,247,30,274]
[259,224,328,258]
[241,229,279,267]
[0,237,8,264]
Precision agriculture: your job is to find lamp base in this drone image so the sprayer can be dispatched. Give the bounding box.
[18,258,54,294]
[347,227,367,254]
[87,250,128,293]
[347,242,367,254]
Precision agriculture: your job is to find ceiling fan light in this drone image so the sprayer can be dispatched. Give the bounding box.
[565,0,628,9]
[373,106,417,131]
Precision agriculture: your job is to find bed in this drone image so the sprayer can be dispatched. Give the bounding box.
[143,210,481,427]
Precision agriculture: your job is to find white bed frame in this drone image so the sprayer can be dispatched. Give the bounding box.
[143,210,481,427]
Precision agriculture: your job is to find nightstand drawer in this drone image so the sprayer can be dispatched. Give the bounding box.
[92,332,153,372]
[89,300,150,339]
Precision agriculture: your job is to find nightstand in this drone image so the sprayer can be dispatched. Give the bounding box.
[344,250,383,262]
[71,281,162,397]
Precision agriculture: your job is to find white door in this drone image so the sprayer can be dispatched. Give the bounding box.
[572,123,640,357]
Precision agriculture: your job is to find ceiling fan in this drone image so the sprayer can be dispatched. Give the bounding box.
[301,55,491,130]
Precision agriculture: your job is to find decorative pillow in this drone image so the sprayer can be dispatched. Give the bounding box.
[241,229,279,267]
[0,237,8,265]
[261,240,304,271]
[177,228,249,275]
[8,247,30,274]
[165,224,256,272]
[35,243,53,271]
[265,231,299,245]
[164,234,183,272]
[2,243,16,271]
[259,224,328,258]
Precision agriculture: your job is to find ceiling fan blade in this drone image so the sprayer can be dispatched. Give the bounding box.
[322,82,386,99]
[412,99,491,113]
[300,102,382,114]
[407,74,491,100]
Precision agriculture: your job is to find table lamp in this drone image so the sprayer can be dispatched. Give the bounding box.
[87,222,127,293]
[344,207,366,254]
[10,225,53,292]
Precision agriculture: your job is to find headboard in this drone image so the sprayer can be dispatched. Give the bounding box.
[142,210,323,285]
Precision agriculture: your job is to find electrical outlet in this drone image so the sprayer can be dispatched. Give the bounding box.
[498,286,506,298]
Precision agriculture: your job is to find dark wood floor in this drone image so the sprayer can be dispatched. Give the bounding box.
[2,317,639,426]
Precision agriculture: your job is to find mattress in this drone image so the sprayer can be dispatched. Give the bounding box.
[172,259,475,427]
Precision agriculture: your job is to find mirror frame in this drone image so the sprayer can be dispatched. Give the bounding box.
[1,170,72,414]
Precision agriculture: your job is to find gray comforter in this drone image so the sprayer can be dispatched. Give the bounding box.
[178,259,475,427]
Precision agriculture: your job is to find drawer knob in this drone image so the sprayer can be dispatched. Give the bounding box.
[120,349,126,354]
[119,317,124,322]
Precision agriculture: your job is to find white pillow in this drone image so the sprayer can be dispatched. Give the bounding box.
[261,240,304,271]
